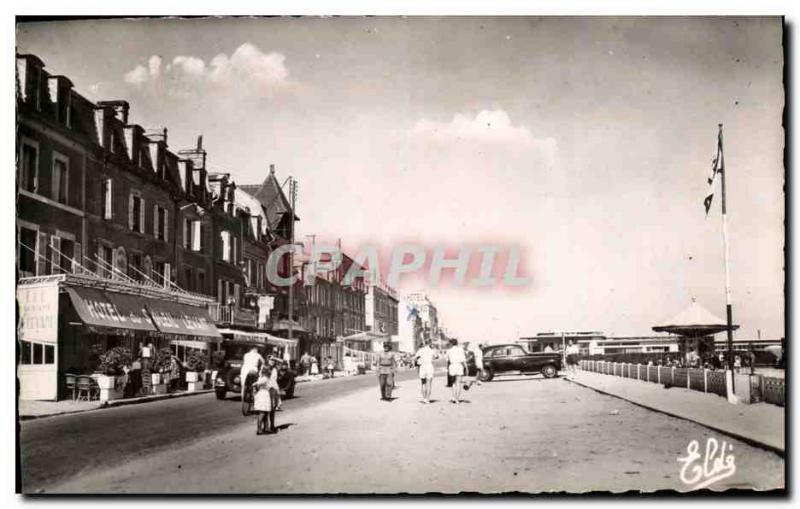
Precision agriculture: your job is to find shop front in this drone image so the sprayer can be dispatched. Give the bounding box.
[17,274,221,401]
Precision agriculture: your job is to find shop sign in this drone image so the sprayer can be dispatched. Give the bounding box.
[17,284,59,344]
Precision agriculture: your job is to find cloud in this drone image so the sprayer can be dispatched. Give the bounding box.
[123,65,149,85]
[148,55,162,78]
[122,43,291,97]
[412,110,553,149]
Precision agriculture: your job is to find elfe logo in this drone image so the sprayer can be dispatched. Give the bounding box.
[677,438,736,490]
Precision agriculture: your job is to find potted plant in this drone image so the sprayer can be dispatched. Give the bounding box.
[185,351,208,391]
[96,347,132,401]
[147,347,173,394]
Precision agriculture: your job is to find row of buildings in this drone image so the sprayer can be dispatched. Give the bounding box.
[14,54,443,400]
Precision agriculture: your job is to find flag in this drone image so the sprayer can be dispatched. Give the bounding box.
[704,129,724,215]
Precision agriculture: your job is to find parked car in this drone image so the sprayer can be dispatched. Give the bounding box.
[214,341,296,402]
[474,344,562,381]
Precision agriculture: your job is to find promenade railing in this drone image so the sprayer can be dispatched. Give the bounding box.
[578,359,785,407]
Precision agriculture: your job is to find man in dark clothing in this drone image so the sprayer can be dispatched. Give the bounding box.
[377,342,396,401]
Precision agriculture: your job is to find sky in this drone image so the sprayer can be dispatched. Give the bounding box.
[16,16,785,342]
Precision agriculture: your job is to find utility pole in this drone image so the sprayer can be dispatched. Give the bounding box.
[288,176,297,346]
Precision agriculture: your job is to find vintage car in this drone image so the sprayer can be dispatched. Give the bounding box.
[214,341,296,404]
[474,343,562,381]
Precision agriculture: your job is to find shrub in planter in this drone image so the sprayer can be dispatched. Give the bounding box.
[185,351,208,373]
[98,347,132,376]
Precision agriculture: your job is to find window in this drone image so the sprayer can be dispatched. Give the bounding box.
[18,226,38,276]
[128,252,142,280]
[153,261,165,286]
[154,205,168,241]
[19,340,55,365]
[60,239,75,274]
[184,267,193,292]
[20,142,38,193]
[183,218,192,250]
[102,178,113,219]
[52,154,68,205]
[101,244,113,278]
[197,270,206,294]
[129,194,144,233]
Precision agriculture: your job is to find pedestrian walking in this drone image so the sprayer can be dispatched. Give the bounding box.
[310,355,319,376]
[471,342,485,385]
[446,338,467,403]
[377,342,397,401]
[253,365,275,435]
[565,340,579,377]
[414,340,437,403]
[300,352,311,376]
[324,356,335,378]
[240,346,264,400]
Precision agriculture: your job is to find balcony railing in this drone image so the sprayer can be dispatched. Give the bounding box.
[208,302,257,329]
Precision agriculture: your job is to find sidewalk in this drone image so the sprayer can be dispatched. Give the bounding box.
[567,370,785,454]
[19,389,213,420]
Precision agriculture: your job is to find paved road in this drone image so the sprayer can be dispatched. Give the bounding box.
[40,374,784,494]
[19,368,423,493]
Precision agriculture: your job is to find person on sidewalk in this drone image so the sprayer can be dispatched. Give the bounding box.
[253,365,275,435]
[324,356,335,379]
[565,340,580,377]
[472,342,485,385]
[377,342,397,401]
[414,340,437,403]
[240,346,264,401]
[446,338,467,403]
[300,352,311,376]
[310,355,320,376]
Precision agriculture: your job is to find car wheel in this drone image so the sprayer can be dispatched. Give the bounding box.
[215,388,227,400]
[482,368,495,382]
[542,364,558,378]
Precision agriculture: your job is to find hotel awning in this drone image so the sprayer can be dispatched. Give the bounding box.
[217,328,298,348]
[65,287,158,333]
[340,331,390,343]
[146,300,222,339]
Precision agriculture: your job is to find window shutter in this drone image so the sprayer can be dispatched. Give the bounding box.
[221,231,229,262]
[153,204,158,238]
[217,279,223,303]
[111,246,118,279]
[50,236,61,275]
[128,194,134,230]
[164,209,169,242]
[164,263,171,288]
[104,179,112,219]
[139,198,145,233]
[192,221,201,251]
[234,283,240,305]
[36,231,48,276]
[73,242,81,274]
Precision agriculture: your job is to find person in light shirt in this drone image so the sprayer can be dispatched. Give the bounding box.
[414,340,438,404]
[240,346,265,400]
[471,343,485,386]
[446,338,468,404]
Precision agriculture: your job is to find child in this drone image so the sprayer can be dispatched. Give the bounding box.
[253,365,274,435]
[266,358,280,428]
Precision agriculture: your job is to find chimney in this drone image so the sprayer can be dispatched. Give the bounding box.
[270,163,275,175]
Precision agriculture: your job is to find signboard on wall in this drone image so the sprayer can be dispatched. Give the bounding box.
[17,284,59,344]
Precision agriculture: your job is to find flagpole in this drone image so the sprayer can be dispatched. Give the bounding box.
[718,123,736,395]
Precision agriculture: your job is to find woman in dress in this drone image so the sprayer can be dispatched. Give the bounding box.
[446,338,468,403]
[267,357,280,427]
[253,365,274,435]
